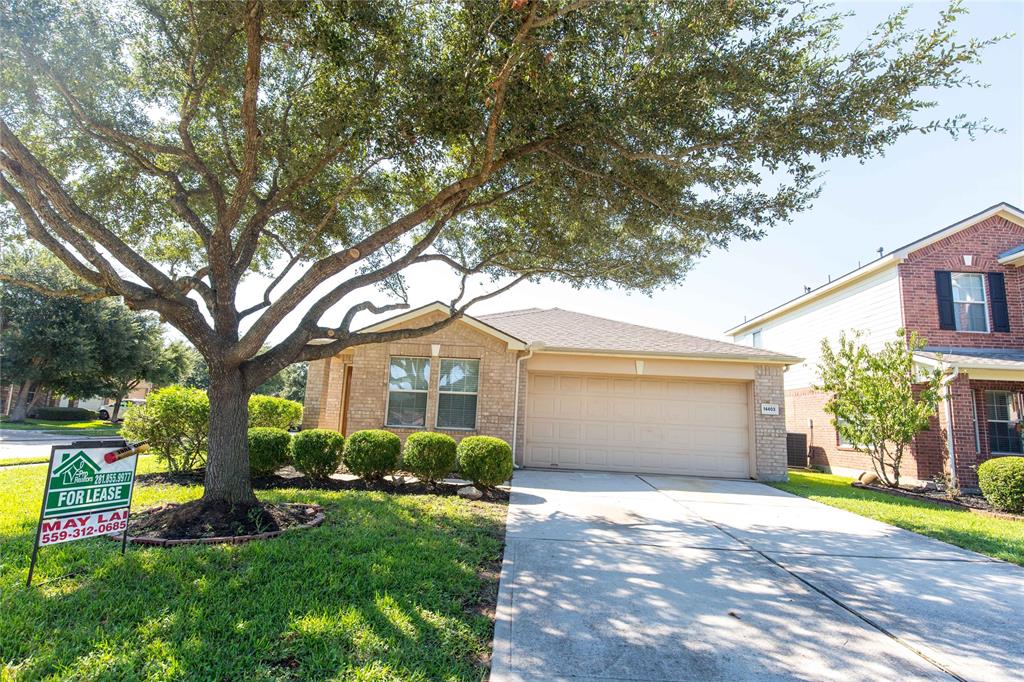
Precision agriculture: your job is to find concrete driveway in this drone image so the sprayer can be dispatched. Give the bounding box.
[491,470,1024,682]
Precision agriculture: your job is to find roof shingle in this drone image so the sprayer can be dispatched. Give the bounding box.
[478,308,799,362]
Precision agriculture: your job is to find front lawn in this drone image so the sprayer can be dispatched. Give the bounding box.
[0,457,49,468]
[772,470,1024,566]
[0,457,506,680]
[0,418,122,437]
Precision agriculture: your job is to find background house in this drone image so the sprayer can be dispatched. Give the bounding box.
[728,202,1024,489]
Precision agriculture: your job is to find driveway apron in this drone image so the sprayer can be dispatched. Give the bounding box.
[491,470,1024,682]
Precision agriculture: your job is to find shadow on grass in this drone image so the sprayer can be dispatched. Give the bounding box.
[0,488,506,681]
[772,471,1024,566]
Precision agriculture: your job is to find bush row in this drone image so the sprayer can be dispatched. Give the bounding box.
[121,385,303,472]
[245,427,513,489]
[31,406,99,421]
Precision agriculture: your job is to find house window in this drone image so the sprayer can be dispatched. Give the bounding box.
[986,390,1023,454]
[437,359,480,430]
[836,416,860,449]
[951,273,989,332]
[386,357,430,428]
[751,330,763,348]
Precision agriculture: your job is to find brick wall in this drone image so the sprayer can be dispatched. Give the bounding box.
[303,310,522,447]
[753,365,788,481]
[899,215,1024,348]
[785,386,946,483]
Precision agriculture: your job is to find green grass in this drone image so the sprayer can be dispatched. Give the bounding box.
[0,418,122,437]
[0,457,50,468]
[0,457,506,680]
[772,470,1024,566]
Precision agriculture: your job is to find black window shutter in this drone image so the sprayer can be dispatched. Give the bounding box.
[935,271,956,330]
[988,272,1010,333]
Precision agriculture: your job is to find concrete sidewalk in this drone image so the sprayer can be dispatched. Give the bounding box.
[491,470,1024,682]
[0,430,115,459]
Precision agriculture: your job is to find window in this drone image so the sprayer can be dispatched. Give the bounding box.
[951,273,989,332]
[750,330,763,348]
[437,359,479,430]
[986,390,1023,454]
[386,357,430,428]
[836,416,860,449]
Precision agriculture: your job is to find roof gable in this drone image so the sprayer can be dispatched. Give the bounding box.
[355,302,527,350]
[727,202,1024,335]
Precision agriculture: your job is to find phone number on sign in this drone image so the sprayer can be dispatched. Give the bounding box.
[39,514,129,547]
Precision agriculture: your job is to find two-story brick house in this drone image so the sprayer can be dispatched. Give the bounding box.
[727,202,1024,489]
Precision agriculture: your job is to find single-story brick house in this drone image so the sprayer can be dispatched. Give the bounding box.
[303,303,801,481]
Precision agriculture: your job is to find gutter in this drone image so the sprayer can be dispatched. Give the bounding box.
[532,347,802,365]
[939,365,961,489]
[511,342,543,467]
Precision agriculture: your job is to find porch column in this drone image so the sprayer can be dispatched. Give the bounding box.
[938,373,982,490]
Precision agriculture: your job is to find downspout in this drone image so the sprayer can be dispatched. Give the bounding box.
[940,365,961,489]
[512,343,543,468]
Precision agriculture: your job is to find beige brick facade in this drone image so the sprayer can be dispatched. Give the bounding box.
[304,311,522,447]
[303,308,791,482]
[753,365,788,481]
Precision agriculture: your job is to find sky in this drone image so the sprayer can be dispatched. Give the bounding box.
[253,0,1024,347]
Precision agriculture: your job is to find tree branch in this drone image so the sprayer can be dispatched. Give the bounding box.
[0,273,110,302]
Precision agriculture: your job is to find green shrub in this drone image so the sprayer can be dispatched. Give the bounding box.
[343,429,401,480]
[248,394,303,430]
[978,456,1024,514]
[120,386,209,472]
[247,427,292,476]
[30,406,98,421]
[292,429,346,479]
[403,432,457,483]
[456,436,513,489]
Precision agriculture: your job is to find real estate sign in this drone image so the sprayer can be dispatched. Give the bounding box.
[28,440,146,586]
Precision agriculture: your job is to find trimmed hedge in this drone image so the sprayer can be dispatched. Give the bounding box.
[31,407,98,421]
[403,432,457,484]
[248,394,303,430]
[343,429,401,481]
[292,429,345,479]
[457,436,513,489]
[978,456,1024,514]
[247,427,293,476]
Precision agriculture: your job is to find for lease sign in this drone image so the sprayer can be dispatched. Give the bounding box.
[37,443,139,543]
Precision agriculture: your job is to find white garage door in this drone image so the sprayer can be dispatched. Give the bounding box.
[525,373,751,478]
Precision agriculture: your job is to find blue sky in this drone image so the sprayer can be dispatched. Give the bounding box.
[259,1,1024,347]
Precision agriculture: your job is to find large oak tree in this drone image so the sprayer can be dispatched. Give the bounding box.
[0,0,998,504]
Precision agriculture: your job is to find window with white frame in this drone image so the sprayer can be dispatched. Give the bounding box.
[986,390,1023,454]
[951,273,989,332]
[386,357,430,428]
[751,330,763,348]
[437,359,480,430]
[836,416,859,448]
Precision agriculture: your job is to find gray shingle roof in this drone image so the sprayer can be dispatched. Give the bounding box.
[917,346,1024,371]
[478,308,800,363]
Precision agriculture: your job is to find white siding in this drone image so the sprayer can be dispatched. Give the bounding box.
[734,266,903,389]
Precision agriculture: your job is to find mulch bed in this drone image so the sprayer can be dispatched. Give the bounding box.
[852,482,1023,521]
[136,467,510,503]
[122,499,324,545]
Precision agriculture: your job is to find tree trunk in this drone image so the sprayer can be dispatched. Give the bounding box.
[8,381,35,422]
[111,396,124,422]
[203,367,257,504]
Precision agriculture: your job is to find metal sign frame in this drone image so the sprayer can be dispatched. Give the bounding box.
[27,439,143,587]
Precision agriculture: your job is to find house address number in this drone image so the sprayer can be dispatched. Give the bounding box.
[760,403,780,416]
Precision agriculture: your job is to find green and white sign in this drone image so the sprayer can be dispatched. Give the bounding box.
[42,447,137,519]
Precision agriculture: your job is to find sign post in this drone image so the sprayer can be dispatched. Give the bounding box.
[27,439,147,587]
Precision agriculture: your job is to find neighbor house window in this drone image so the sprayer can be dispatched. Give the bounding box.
[986,390,1023,454]
[751,330,763,348]
[386,357,430,428]
[951,273,989,332]
[437,359,480,430]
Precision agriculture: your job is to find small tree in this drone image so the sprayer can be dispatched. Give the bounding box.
[816,330,945,487]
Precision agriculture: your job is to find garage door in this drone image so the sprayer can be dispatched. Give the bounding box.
[525,373,751,477]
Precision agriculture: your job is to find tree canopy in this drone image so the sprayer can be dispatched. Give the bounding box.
[0,0,999,503]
